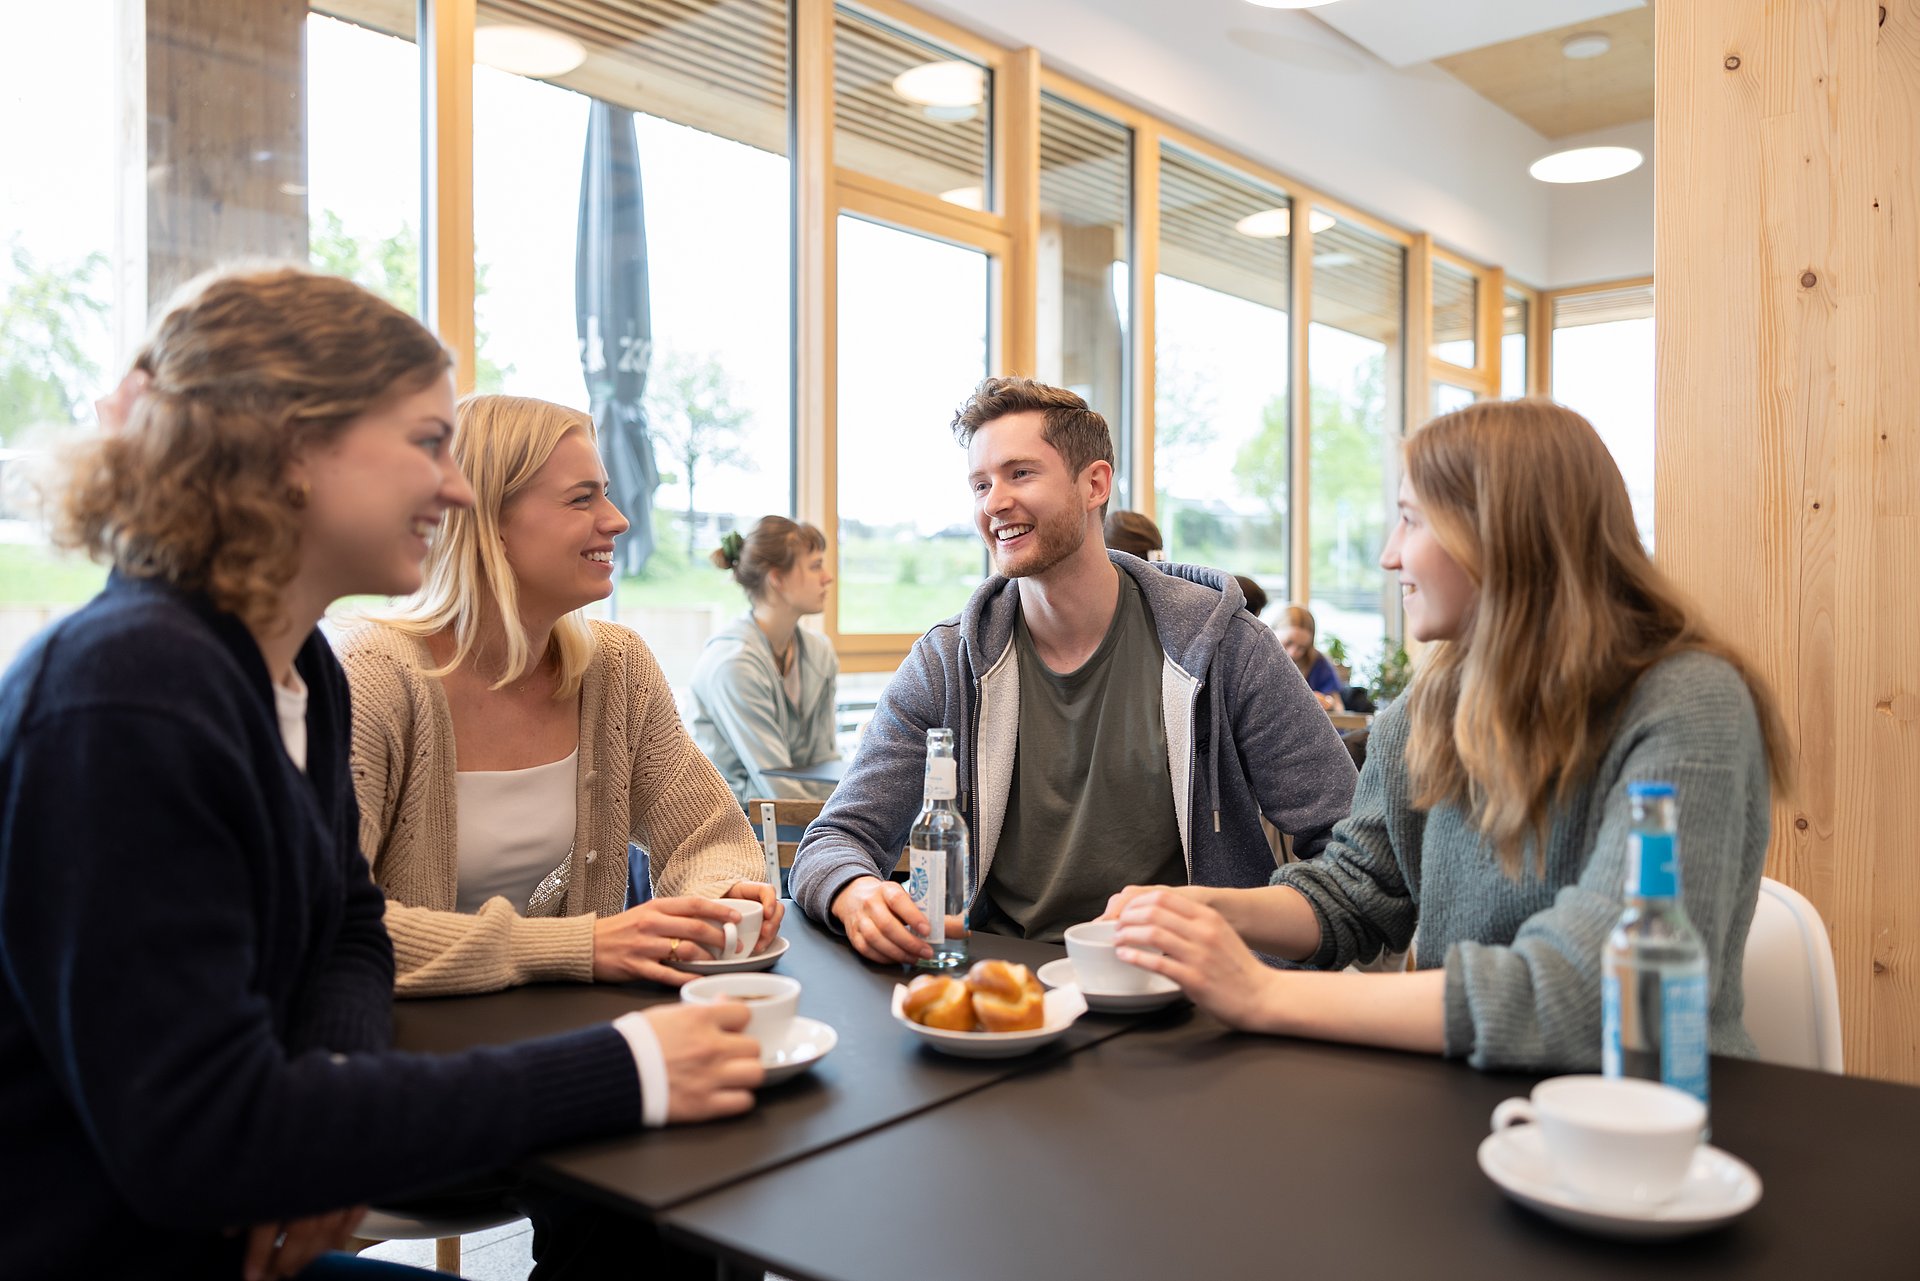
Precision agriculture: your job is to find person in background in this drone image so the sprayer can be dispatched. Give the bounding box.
[1277,603,1346,711]
[341,394,779,1000]
[1103,508,1164,561]
[1107,400,1788,1072]
[1234,576,1269,622]
[0,268,761,1281]
[792,378,1356,960]
[690,517,840,804]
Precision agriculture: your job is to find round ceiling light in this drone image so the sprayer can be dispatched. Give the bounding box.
[473,25,587,77]
[939,186,984,210]
[1561,32,1613,59]
[1529,145,1643,183]
[891,60,985,109]
[1233,207,1338,238]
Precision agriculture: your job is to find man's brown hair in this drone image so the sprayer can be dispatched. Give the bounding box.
[949,377,1115,479]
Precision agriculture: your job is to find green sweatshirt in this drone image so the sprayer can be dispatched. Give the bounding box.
[1272,649,1771,1071]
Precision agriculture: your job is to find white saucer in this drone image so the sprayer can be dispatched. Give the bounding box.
[1477,1125,1762,1240]
[669,935,791,975]
[891,982,1088,1058]
[1036,958,1183,1013]
[759,1016,836,1086]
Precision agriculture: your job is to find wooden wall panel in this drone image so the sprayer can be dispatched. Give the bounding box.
[1655,0,1919,1082]
[145,0,307,307]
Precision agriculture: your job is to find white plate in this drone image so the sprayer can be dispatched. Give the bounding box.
[759,1016,836,1086]
[1036,958,1183,1013]
[890,981,1088,1058]
[669,934,791,975]
[1477,1125,1762,1240]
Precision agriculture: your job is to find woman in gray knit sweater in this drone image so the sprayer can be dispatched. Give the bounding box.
[1108,400,1789,1071]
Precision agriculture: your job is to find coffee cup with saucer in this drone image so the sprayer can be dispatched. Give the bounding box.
[1049,921,1182,1012]
[1478,1075,1762,1239]
[1035,957,1181,1013]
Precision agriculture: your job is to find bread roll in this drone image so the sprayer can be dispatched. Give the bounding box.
[967,960,1045,1032]
[903,974,975,1031]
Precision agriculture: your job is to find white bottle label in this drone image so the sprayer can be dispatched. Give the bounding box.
[911,846,947,944]
[1660,973,1710,1103]
[923,756,957,801]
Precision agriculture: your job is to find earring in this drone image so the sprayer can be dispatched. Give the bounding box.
[287,480,311,509]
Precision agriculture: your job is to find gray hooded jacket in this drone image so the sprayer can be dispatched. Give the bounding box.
[790,552,1359,928]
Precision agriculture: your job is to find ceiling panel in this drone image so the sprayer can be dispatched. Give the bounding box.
[1311,0,1644,70]
[1434,2,1654,138]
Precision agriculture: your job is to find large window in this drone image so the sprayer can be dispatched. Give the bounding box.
[467,1,793,683]
[1307,214,1405,671]
[1038,94,1131,503]
[1552,283,1655,546]
[834,217,990,635]
[1501,288,1531,399]
[1153,144,1290,602]
[1431,257,1477,369]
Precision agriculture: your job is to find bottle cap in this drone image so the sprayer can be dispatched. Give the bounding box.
[1627,781,1676,799]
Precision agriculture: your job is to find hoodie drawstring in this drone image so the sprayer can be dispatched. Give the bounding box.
[1208,673,1224,834]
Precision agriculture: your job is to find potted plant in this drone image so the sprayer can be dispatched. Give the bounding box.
[1367,642,1413,705]
[1324,635,1351,685]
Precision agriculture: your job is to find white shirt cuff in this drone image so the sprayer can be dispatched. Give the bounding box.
[612,1011,670,1128]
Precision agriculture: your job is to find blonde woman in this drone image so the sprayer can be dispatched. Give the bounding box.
[341,394,778,998]
[1107,400,1788,1072]
[0,269,759,1280]
[689,516,839,804]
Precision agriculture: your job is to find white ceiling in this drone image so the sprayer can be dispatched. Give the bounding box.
[1311,0,1647,70]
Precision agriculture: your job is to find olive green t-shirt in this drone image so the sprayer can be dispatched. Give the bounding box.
[981,572,1186,941]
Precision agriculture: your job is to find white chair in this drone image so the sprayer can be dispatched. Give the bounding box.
[1741,876,1844,1073]
[351,1204,521,1275]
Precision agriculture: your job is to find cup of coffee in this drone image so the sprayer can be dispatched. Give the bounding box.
[707,898,767,961]
[1064,920,1161,994]
[680,973,800,1051]
[1490,1075,1705,1207]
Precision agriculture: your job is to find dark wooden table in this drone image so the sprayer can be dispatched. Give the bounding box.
[661,1005,1920,1279]
[394,909,1126,1215]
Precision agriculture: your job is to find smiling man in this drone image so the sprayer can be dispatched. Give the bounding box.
[791,377,1358,961]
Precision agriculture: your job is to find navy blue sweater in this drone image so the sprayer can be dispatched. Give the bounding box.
[0,576,642,1277]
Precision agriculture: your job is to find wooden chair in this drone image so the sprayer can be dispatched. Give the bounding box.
[747,798,909,884]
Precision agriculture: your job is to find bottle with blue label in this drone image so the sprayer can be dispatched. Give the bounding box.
[1602,781,1710,1111]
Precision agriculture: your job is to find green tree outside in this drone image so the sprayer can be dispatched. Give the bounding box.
[644,350,756,559]
[0,242,108,446]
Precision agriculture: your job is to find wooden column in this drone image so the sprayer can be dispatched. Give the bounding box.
[145,0,307,306]
[1655,0,1919,1083]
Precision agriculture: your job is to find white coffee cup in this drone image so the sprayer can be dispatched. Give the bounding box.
[1064,920,1161,994]
[707,898,767,961]
[1490,1075,1706,1207]
[680,973,800,1051]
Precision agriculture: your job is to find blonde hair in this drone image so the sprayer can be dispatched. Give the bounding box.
[54,265,450,630]
[378,394,597,697]
[1400,399,1790,876]
[1278,604,1322,679]
[711,515,827,602]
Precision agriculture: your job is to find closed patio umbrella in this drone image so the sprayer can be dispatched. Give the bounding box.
[576,98,660,577]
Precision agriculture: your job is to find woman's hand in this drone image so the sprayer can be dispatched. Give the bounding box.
[235,1206,365,1281]
[1099,882,1208,921]
[592,897,746,986]
[1112,891,1277,1031]
[722,879,784,952]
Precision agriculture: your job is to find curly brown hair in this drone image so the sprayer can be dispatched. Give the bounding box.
[949,377,1115,480]
[55,265,451,630]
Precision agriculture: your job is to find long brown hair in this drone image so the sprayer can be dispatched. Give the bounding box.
[1400,399,1789,875]
[55,265,451,630]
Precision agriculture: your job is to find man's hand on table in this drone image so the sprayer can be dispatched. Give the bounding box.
[645,1002,765,1122]
[831,875,942,964]
[234,1205,365,1281]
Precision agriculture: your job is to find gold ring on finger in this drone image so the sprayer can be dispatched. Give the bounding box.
[668,938,682,962]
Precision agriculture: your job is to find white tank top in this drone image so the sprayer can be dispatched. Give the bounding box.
[453,749,578,914]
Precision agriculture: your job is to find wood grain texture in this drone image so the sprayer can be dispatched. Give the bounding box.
[1655,0,1918,1083]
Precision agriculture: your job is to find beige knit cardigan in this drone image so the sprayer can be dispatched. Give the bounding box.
[339,619,763,997]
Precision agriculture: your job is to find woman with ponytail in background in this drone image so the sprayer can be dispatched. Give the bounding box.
[690,517,839,804]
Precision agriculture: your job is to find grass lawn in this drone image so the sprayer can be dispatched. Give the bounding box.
[0,542,108,606]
